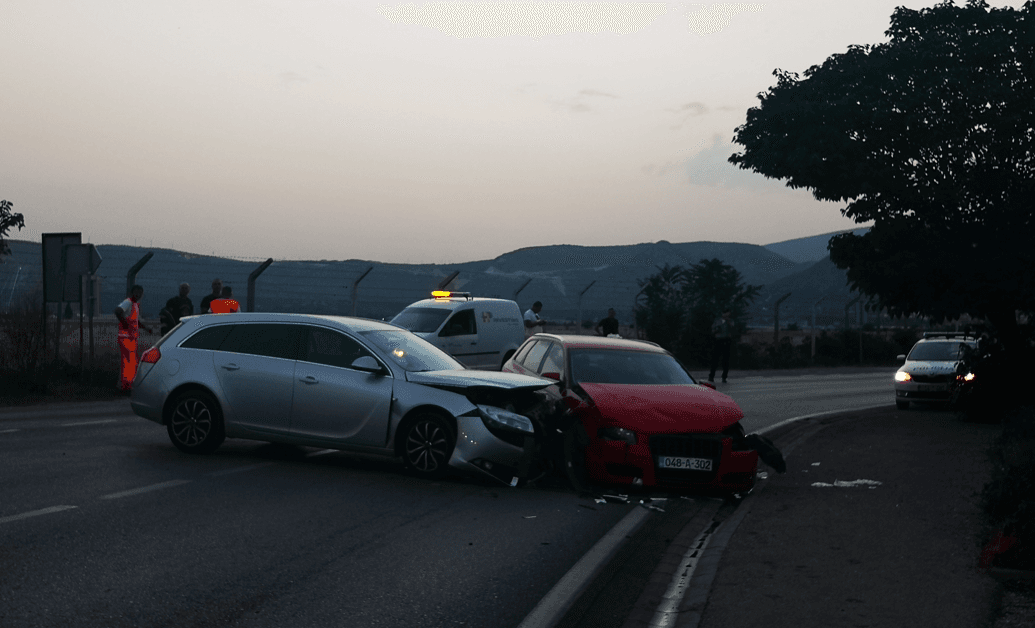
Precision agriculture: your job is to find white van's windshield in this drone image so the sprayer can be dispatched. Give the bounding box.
[390,307,451,333]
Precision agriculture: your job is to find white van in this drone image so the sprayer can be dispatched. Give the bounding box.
[390,292,526,370]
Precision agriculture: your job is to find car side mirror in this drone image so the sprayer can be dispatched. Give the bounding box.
[897,354,906,361]
[351,356,384,374]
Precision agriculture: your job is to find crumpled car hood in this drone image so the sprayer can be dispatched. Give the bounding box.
[406,370,551,391]
[900,360,958,375]
[579,383,744,433]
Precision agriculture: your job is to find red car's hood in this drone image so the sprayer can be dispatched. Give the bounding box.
[578,383,743,433]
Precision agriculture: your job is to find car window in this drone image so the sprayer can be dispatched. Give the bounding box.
[390,307,451,333]
[303,327,375,369]
[439,309,477,337]
[179,325,234,350]
[521,340,550,372]
[513,339,537,365]
[570,349,695,385]
[907,341,970,361]
[539,342,564,376]
[218,323,303,361]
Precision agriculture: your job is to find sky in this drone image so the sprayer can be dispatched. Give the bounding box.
[1,1,1024,264]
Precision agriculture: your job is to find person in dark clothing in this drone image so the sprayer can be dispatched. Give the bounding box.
[199,278,223,314]
[595,308,620,336]
[709,309,734,383]
[161,283,193,334]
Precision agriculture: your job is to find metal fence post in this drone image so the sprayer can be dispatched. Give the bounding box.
[577,281,596,330]
[247,259,274,312]
[351,267,373,317]
[773,292,791,345]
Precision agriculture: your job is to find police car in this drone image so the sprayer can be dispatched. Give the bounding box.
[894,332,976,409]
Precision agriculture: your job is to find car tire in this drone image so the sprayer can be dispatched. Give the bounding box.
[401,412,455,479]
[563,422,591,492]
[167,390,226,454]
[896,400,909,410]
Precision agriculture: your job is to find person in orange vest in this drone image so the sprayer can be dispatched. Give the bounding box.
[208,285,240,313]
[114,284,153,393]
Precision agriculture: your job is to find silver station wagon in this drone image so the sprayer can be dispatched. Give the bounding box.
[129,313,552,484]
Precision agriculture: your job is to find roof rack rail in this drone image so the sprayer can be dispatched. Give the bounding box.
[922,332,976,339]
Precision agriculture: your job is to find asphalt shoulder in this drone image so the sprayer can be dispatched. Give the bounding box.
[698,406,1001,628]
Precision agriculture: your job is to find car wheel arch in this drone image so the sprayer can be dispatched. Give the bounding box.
[162,383,224,426]
[393,406,458,458]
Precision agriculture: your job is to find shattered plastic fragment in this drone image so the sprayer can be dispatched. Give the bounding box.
[523,515,536,519]
[811,462,821,466]
[510,477,519,487]
[595,498,607,504]
[811,479,883,488]
[757,471,768,480]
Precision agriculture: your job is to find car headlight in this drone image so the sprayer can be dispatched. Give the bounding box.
[895,371,912,382]
[598,426,637,445]
[477,405,534,435]
[963,372,976,382]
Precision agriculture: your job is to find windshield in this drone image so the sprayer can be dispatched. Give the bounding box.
[360,329,463,372]
[390,307,451,333]
[570,349,696,386]
[908,341,973,361]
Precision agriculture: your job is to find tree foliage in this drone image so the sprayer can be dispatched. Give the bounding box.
[729,0,1035,351]
[635,259,760,364]
[1,199,26,261]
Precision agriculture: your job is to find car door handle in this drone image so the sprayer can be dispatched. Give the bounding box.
[299,375,318,385]
[221,363,240,371]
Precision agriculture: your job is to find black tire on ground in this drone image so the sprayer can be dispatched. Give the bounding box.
[896,400,909,410]
[167,390,226,454]
[401,412,455,479]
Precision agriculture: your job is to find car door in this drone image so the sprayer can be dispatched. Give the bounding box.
[212,323,302,435]
[438,309,480,368]
[290,326,393,446]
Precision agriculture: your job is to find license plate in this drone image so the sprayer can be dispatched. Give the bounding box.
[657,456,712,471]
[917,384,945,392]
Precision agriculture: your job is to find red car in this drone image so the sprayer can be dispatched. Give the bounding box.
[503,334,759,494]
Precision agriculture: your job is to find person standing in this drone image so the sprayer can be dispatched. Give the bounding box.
[709,308,734,383]
[199,278,223,314]
[208,285,240,313]
[523,301,550,337]
[160,282,194,334]
[114,284,153,393]
[595,308,620,337]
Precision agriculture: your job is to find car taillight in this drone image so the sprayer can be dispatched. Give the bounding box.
[141,347,161,364]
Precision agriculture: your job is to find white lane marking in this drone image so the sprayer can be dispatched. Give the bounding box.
[0,505,78,525]
[100,480,191,500]
[756,403,891,435]
[305,449,336,457]
[517,507,651,628]
[209,462,275,477]
[648,523,720,626]
[61,419,118,427]
[0,428,19,434]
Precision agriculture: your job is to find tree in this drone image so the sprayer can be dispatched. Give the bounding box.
[635,259,760,364]
[729,0,1035,356]
[0,199,25,261]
